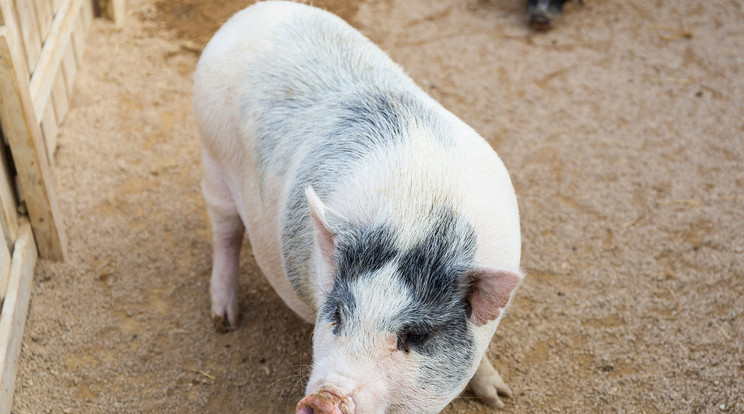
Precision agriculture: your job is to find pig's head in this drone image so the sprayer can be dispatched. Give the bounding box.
[298,188,522,414]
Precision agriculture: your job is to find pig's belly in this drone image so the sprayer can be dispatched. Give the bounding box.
[231,172,316,324]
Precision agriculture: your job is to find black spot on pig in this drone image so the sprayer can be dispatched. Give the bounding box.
[320,223,398,334]
[396,206,478,391]
[320,279,357,335]
[335,92,406,145]
[397,206,477,324]
[335,223,399,281]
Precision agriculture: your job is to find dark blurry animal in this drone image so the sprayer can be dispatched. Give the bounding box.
[527,0,577,30]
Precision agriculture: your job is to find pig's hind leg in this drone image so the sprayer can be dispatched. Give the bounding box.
[470,354,514,409]
[202,151,245,332]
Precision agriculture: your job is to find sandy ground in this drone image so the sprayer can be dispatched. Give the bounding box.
[11,0,744,413]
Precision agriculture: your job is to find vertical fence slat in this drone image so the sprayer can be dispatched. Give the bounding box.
[34,0,54,42]
[46,69,68,160]
[39,104,58,162]
[51,0,63,14]
[0,1,30,84]
[13,0,43,74]
[80,0,93,33]
[50,69,69,125]
[60,41,76,97]
[0,221,11,300]
[0,139,19,246]
[0,223,38,414]
[70,5,84,64]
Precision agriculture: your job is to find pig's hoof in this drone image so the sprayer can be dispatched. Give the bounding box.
[211,290,239,333]
[212,314,235,333]
[471,383,507,409]
[470,369,512,409]
[211,302,238,333]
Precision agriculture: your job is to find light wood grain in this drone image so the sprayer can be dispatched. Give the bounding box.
[34,0,54,41]
[0,138,19,246]
[0,28,67,261]
[0,223,37,414]
[29,0,83,123]
[50,66,69,123]
[14,0,43,74]
[70,4,84,64]
[0,211,11,301]
[60,40,76,96]
[51,0,63,14]
[39,103,58,162]
[0,0,31,83]
[80,0,93,33]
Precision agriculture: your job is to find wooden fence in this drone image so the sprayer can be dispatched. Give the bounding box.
[0,0,124,411]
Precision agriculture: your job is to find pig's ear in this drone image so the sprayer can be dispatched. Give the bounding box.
[467,267,523,327]
[305,186,346,267]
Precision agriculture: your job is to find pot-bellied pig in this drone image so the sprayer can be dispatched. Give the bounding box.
[193,2,524,413]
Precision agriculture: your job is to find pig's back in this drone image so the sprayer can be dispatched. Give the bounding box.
[195,0,439,211]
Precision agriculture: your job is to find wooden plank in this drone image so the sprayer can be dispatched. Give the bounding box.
[0,137,19,246]
[0,5,24,246]
[0,223,37,414]
[51,0,63,14]
[13,0,43,74]
[0,0,31,84]
[39,103,57,162]
[0,28,67,261]
[80,0,93,34]
[28,0,83,122]
[50,67,68,125]
[0,221,11,300]
[70,5,84,64]
[59,40,76,96]
[96,0,124,26]
[34,0,54,42]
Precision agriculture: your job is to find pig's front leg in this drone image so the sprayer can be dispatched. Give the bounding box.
[202,154,244,332]
[470,354,513,409]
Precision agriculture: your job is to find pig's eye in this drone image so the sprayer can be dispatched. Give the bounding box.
[397,329,429,353]
[333,306,341,324]
[331,305,343,333]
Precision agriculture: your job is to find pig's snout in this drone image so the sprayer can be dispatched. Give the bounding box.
[296,384,355,414]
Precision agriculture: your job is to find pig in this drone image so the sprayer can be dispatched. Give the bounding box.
[527,0,569,29]
[193,1,524,413]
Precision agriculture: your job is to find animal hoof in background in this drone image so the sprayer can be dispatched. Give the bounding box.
[470,371,513,409]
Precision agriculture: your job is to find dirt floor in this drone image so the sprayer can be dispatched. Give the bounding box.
[11,0,744,413]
